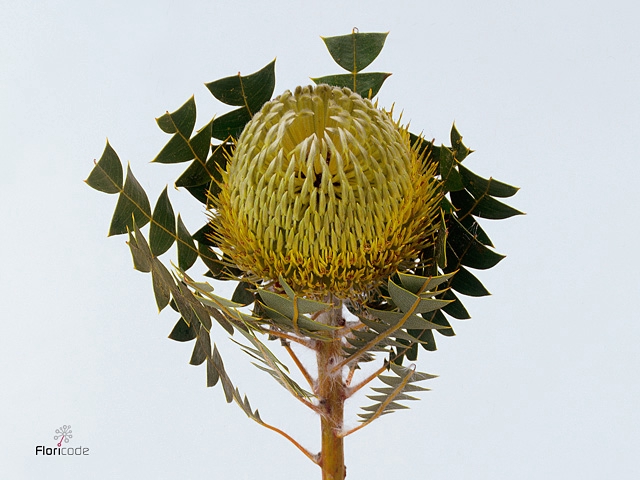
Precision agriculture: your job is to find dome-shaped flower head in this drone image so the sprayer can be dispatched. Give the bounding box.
[210,84,441,298]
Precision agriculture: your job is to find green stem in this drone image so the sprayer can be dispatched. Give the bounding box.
[316,301,346,480]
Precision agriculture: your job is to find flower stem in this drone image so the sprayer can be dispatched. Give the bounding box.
[316,301,346,480]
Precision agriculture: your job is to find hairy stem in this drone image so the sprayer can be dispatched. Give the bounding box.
[316,301,346,480]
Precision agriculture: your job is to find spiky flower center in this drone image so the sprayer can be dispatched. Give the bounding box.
[211,85,440,297]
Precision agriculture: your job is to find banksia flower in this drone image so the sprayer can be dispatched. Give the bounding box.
[210,84,441,298]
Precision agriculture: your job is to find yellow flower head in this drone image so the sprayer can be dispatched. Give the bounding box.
[210,84,441,297]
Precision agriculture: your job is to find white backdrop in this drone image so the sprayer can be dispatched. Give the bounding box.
[2,0,639,478]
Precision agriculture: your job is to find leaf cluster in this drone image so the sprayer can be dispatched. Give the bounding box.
[86,30,521,440]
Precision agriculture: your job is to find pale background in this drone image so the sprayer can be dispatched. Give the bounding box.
[2,0,639,478]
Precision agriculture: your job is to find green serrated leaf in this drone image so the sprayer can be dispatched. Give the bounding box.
[257,297,338,334]
[447,216,504,270]
[366,308,451,330]
[450,188,475,216]
[211,107,252,141]
[151,258,172,311]
[153,133,194,164]
[127,222,152,273]
[235,328,313,399]
[189,327,210,366]
[206,356,219,387]
[410,329,437,352]
[155,96,196,137]
[275,276,330,313]
[156,114,176,135]
[404,342,419,361]
[450,123,471,161]
[85,141,123,194]
[450,266,491,297]
[361,401,409,412]
[190,295,212,333]
[185,184,210,204]
[388,280,451,315]
[172,284,198,328]
[212,345,234,403]
[459,215,493,247]
[231,281,255,306]
[198,292,245,310]
[210,309,234,336]
[168,299,179,313]
[278,275,296,299]
[258,302,295,329]
[149,187,176,256]
[168,317,197,342]
[388,363,437,381]
[451,188,524,220]
[175,141,230,190]
[359,316,396,336]
[367,392,419,403]
[458,164,519,198]
[378,373,402,387]
[257,289,295,318]
[258,289,334,328]
[397,271,456,294]
[197,242,223,277]
[193,222,216,246]
[311,72,391,99]
[440,195,455,215]
[471,195,524,220]
[322,31,388,73]
[357,363,434,425]
[186,279,214,293]
[439,288,470,319]
[351,328,385,343]
[176,215,198,271]
[295,297,332,316]
[422,310,456,338]
[439,145,464,192]
[109,165,151,236]
[391,328,424,345]
[175,159,208,189]
[370,383,429,395]
[205,60,276,114]
[189,119,213,163]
